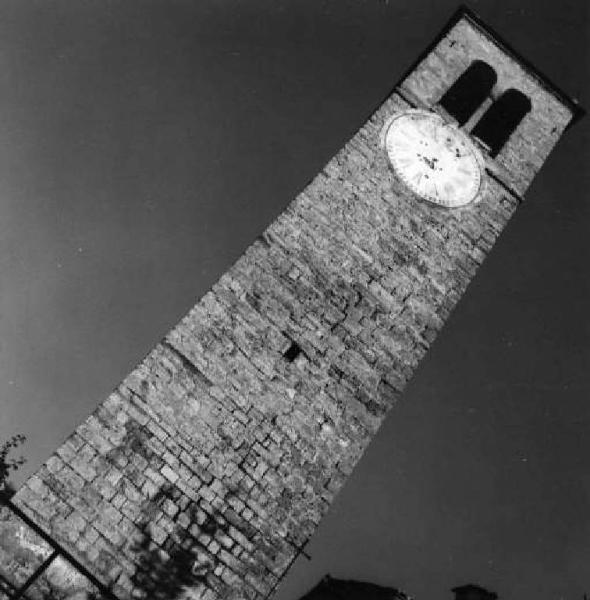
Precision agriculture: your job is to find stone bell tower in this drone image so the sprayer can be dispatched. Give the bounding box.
[0,7,582,600]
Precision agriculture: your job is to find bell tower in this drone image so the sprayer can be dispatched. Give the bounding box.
[397,10,581,197]
[0,7,582,600]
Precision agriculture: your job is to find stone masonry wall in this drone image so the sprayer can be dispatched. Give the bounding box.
[2,13,574,600]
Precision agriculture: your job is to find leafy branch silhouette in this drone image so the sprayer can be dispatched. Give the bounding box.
[129,483,213,600]
[0,434,27,499]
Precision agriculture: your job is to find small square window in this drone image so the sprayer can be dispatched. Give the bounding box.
[283,342,302,363]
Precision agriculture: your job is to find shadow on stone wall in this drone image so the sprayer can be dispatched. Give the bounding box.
[128,483,217,600]
[98,410,272,600]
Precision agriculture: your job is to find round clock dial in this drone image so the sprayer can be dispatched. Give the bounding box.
[384,109,483,208]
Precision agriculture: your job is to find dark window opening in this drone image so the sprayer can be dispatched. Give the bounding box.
[283,341,302,362]
[439,60,497,125]
[471,88,532,157]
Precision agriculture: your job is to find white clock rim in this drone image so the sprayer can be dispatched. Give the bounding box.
[382,109,485,209]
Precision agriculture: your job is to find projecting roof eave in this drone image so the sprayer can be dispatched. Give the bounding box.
[452,583,498,598]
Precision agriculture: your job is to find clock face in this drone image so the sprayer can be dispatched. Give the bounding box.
[384,110,483,208]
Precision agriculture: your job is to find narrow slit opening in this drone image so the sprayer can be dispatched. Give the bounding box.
[283,342,302,362]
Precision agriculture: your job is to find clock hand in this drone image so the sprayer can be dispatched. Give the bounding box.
[433,181,440,200]
[431,121,440,144]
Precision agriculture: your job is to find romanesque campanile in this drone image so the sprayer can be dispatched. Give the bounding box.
[0,7,582,600]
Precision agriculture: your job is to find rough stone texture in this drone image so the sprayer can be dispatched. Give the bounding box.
[1,12,576,600]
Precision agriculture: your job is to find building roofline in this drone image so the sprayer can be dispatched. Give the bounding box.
[452,584,496,592]
[452,584,498,599]
[394,4,585,129]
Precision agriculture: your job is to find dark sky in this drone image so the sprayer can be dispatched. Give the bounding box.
[0,2,588,600]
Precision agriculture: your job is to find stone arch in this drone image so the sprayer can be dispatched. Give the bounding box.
[472,88,532,156]
[439,60,497,125]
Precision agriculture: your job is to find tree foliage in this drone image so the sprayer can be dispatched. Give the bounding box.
[0,434,26,498]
